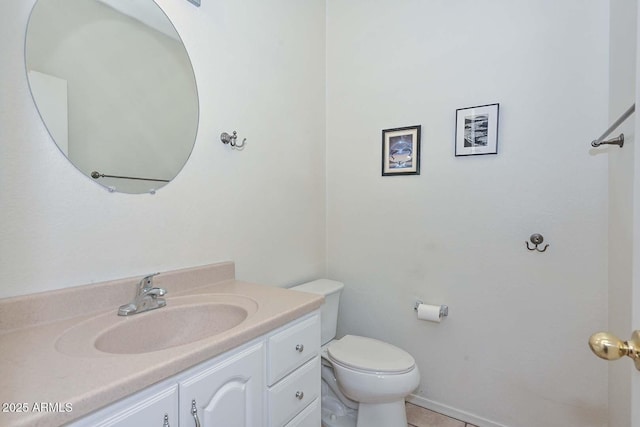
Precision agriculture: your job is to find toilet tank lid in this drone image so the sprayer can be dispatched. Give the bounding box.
[291,279,344,296]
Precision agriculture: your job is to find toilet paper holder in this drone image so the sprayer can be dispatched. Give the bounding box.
[414,301,448,318]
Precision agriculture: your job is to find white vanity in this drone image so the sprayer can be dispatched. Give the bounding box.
[0,262,323,427]
[70,313,321,427]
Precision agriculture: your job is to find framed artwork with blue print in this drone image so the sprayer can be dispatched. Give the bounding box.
[382,125,421,176]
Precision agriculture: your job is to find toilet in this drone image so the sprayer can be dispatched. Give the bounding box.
[291,279,420,427]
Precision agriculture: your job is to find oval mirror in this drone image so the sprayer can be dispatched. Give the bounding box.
[25,0,199,194]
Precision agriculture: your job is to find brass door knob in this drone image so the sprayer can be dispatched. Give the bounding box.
[588,330,640,371]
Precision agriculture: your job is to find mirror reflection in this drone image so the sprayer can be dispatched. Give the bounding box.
[25,0,199,194]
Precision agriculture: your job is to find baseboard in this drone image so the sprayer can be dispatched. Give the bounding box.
[406,394,509,427]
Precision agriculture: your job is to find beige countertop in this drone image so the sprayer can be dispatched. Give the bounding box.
[0,262,323,427]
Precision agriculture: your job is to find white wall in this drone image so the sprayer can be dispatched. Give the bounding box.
[0,0,326,298]
[326,1,610,426]
[608,2,636,426]
[632,19,640,421]
[0,1,621,426]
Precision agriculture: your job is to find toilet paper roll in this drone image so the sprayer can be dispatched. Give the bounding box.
[416,304,443,323]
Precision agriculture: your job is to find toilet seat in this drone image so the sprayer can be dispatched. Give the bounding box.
[327,335,415,374]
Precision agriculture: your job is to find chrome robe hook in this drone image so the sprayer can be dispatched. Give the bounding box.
[526,233,549,252]
[220,131,246,149]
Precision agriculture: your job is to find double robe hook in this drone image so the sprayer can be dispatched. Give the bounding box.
[526,233,549,252]
[220,131,246,149]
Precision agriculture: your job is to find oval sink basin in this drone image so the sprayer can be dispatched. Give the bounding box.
[55,294,258,356]
[96,303,248,354]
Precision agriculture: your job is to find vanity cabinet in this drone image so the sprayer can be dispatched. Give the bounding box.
[67,312,320,427]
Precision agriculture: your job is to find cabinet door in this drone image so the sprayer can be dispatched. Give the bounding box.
[68,383,178,427]
[179,342,265,427]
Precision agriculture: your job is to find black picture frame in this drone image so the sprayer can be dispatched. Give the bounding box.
[381,125,421,176]
[455,103,499,156]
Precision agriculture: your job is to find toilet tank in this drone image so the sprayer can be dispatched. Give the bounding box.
[290,279,344,345]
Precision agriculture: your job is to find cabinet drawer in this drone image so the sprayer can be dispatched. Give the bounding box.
[268,356,320,427]
[267,314,320,385]
[284,398,320,427]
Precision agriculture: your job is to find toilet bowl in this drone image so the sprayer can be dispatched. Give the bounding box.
[291,280,421,427]
[326,335,420,427]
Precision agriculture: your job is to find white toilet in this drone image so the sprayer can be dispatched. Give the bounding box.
[291,279,420,427]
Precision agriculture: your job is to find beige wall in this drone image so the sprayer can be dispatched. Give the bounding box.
[0,0,326,298]
[325,1,609,426]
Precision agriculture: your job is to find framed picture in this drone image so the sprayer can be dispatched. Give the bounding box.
[455,103,499,156]
[382,125,421,176]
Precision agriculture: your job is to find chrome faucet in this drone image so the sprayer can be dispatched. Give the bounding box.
[118,273,167,316]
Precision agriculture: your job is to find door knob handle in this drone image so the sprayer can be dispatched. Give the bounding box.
[588,330,640,371]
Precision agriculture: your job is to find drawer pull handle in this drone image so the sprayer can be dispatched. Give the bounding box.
[295,344,304,352]
[295,391,304,400]
[191,400,201,427]
[163,414,170,427]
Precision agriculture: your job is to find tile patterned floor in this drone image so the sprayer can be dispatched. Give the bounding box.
[406,403,478,427]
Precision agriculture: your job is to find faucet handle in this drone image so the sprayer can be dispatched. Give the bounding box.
[147,287,167,297]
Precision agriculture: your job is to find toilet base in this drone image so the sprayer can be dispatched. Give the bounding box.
[321,407,357,427]
[356,400,407,427]
[321,382,357,427]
